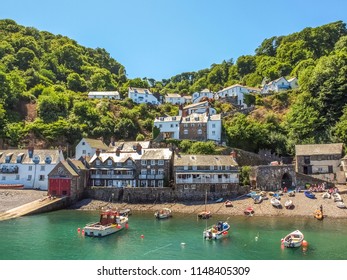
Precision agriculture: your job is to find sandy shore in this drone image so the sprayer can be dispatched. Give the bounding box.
[1,188,347,219]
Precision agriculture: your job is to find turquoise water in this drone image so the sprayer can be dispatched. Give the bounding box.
[0,210,346,260]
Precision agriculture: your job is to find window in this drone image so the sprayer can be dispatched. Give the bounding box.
[40,166,45,171]
[158,169,164,175]
[191,124,195,127]
[95,160,101,166]
[150,180,155,187]
[184,124,188,127]
[210,166,214,170]
[198,129,202,135]
[212,124,216,128]
[82,142,85,145]
[141,169,147,175]
[151,169,156,175]
[170,124,174,128]
[107,170,113,175]
[117,162,122,167]
[328,166,333,173]
[159,124,162,128]
[158,180,164,187]
[15,175,20,180]
[1,176,5,181]
[82,150,86,154]
[39,175,45,181]
[158,160,164,165]
[141,160,147,165]
[304,156,310,164]
[27,175,32,181]
[28,166,33,171]
[184,166,188,170]
[184,129,188,135]
[126,160,133,166]
[212,131,215,135]
[5,156,10,163]
[107,159,113,166]
[151,160,156,165]
[45,156,52,164]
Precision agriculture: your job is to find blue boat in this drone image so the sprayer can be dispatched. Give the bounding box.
[304,191,316,199]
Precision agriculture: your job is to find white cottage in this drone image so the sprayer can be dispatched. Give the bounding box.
[128,87,160,105]
[153,116,181,139]
[261,77,298,94]
[75,138,109,159]
[88,91,121,100]
[216,84,261,107]
[192,89,214,103]
[164,93,185,105]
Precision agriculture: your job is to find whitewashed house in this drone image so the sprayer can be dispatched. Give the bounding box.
[207,114,222,142]
[164,93,185,105]
[0,148,64,190]
[261,77,298,94]
[153,116,181,139]
[75,138,109,160]
[88,91,121,100]
[128,87,160,105]
[183,95,192,104]
[216,84,261,107]
[181,101,217,116]
[192,89,214,103]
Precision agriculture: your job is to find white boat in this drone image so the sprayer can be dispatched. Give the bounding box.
[203,221,230,240]
[83,209,128,237]
[253,195,263,204]
[284,200,293,209]
[271,197,281,208]
[281,230,304,248]
[336,202,346,209]
[333,193,343,202]
[322,192,331,199]
[288,191,295,197]
[154,208,172,219]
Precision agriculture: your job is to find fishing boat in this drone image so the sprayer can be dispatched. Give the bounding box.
[253,195,263,204]
[336,202,346,209]
[333,193,342,202]
[197,211,212,219]
[271,197,281,208]
[83,209,128,237]
[244,206,254,215]
[281,230,304,248]
[224,200,233,207]
[284,199,293,209]
[304,191,316,199]
[203,221,230,240]
[154,208,172,219]
[322,192,331,199]
[215,198,224,203]
[314,209,323,220]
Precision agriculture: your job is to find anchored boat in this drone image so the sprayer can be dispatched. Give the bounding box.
[281,230,304,248]
[203,221,230,240]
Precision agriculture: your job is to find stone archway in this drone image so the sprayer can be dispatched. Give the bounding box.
[281,173,292,189]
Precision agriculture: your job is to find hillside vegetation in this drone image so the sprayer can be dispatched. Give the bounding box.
[1,19,347,156]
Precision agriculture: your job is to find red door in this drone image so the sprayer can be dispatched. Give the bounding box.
[49,178,71,197]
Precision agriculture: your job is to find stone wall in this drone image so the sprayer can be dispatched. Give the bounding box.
[296,172,335,188]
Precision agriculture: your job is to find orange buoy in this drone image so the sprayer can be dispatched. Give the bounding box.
[81,229,85,235]
[125,223,129,229]
[77,228,81,232]
[302,240,308,247]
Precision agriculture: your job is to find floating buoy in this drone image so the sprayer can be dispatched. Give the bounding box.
[302,240,308,247]
[81,229,85,235]
[140,234,144,239]
[181,242,186,246]
[255,236,258,241]
[125,223,129,229]
[77,228,81,233]
[222,231,228,235]
[117,225,122,229]
[281,238,284,244]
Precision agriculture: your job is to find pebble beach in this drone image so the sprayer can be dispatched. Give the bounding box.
[1,188,347,219]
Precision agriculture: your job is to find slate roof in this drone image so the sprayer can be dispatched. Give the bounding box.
[83,138,109,150]
[295,143,344,156]
[174,154,238,166]
[0,149,63,164]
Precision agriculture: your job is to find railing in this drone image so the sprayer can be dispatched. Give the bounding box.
[175,178,238,184]
[90,174,134,179]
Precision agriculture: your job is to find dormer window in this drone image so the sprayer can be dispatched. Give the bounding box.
[45,156,52,164]
[126,159,133,166]
[33,155,40,164]
[5,156,11,163]
[82,142,85,145]
[95,159,101,166]
[107,159,113,166]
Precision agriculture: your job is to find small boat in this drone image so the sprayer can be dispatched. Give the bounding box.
[336,202,346,209]
[119,208,132,217]
[304,191,316,199]
[244,206,254,216]
[322,192,331,199]
[284,200,293,209]
[203,221,230,240]
[273,193,281,200]
[281,230,304,248]
[333,193,342,202]
[268,191,274,196]
[271,197,281,208]
[154,208,172,219]
[259,191,267,197]
[314,209,323,220]
[215,198,224,203]
[224,200,233,207]
[253,195,263,204]
[198,211,212,219]
[288,191,295,197]
[83,209,128,237]
[246,191,257,198]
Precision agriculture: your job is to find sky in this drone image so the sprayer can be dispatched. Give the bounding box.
[1,0,347,81]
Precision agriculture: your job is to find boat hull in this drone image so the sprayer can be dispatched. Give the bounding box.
[282,230,304,248]
[84,216,128,237]
[203,222,230,240]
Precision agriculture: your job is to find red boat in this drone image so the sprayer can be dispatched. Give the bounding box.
[224,200,233,207]
[244,206,254,216]
[0,184,24,189]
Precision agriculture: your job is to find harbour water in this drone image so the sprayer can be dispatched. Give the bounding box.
[0,209,346,260]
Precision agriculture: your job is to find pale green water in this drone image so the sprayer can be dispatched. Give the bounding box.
[0,210,346,260]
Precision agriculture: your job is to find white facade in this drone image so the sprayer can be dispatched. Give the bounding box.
[182,101,216,115]
[153,116,181,139]
[75,138,109,159]
[128,87,160,105]
[207,115,222,142]
[192,89,214,103]
[216,84,261,107]
[165,93,185,105]
[261,77,298,94]
[88,91,120,100]
[0,149,64,190]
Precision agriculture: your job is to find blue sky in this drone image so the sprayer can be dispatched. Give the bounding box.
[1,0,347,80]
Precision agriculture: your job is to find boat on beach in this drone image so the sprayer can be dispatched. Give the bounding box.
[244,206,254,215]
[253,195,263,204]
[154,208,172,219]
[203,221,230,240]
[197,211,212,219]
[304,191,316,199]
[322,192,331,199]
[336,202,346,209]
[333,193,342,202]
[284,200,293,209]
[281,230,304,248]
[271,197,281,208]
[224,200,233,207]
[288,191,295,197]
[83,209,128,237]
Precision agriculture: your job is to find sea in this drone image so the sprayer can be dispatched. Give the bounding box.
[0,209,346,260]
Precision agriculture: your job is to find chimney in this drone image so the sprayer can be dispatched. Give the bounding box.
[116,148,121,156]
[230,150,237,160]
[110,136,115,146]
[136,143,142,154]
[28,147,34,158]
[96,149,100,157]
[205,106,210,117]
[178,104,183,116]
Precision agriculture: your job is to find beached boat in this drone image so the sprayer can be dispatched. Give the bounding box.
[203,221,230,240]
[288,191,295,197]
[281,230,304,248]
[333,193,343,202]
[268,191,274,197]
[198,211,212,219]
[83,209,128,237]
[154,208,172,219]
[244,206,254,216]
[224,200,233,207]
[314,209,323,220]
[336,202,346,209]
[273,192,281,200]
[284,200,293,209]
[271,197,281,208]
[215,198,224,203]
[0,184,24,189]
[304,191,316,199]
[322,192,331,199]
[246,191,257,198]
[253,195,263,204]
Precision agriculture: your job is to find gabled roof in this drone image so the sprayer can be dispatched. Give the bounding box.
[183,101,209,110]
[140,149,173,160]
[295,143,344,156]
[108,141,151,151]
[60,161,79,176]
[174,154,238,166]
[0,149,63,164]
[128,87,152,94]
[83,138,109,150]
[165,93,182,98]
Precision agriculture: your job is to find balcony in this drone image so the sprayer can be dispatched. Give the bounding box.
[90,174,134,179]
[175,177,238,184]
[0,166,19,174]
